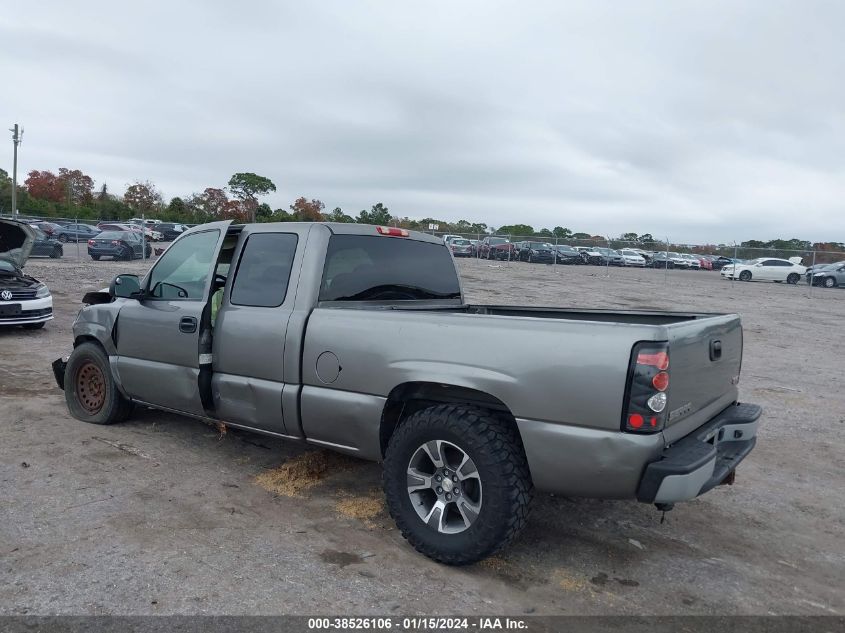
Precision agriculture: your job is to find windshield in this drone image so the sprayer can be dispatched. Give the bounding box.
[488,237,508,245]
[669,252,681,258]
[558,245,576,252]
[0,259,19,273]
[452,239,470,246]
[321,235,462,302]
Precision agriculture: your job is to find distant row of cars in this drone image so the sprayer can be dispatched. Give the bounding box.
[444,236,740,270]
[20,219,193,261]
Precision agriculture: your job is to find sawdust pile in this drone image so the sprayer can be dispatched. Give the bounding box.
[335,494,385,521]
[254,450,359,497]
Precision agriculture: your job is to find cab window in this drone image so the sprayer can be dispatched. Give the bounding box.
[230,233,298,307]
[147,230,220,300]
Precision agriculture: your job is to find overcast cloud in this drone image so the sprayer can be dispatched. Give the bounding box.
[2,0,843,243]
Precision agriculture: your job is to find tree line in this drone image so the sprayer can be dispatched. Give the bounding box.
[0,166,841,256]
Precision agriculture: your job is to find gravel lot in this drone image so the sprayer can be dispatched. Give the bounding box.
[1,256,843,616]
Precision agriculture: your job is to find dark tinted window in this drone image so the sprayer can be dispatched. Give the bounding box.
[231,233,298,307]
[320,235,461,301]
[96,231,129,240]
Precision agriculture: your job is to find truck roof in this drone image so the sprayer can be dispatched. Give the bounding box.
[219,221,445,246]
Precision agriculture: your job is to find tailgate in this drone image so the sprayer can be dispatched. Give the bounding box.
[662,315,742,443]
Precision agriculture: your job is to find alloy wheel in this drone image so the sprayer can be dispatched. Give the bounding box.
[406,439,482,534]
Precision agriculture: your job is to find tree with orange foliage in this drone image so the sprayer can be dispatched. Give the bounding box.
[289,197,325,222]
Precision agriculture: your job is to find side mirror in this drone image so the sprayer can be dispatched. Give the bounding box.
[110,274,142,299]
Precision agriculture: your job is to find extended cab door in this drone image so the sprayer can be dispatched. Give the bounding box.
[113,223,231,415]
[210,225,307,436]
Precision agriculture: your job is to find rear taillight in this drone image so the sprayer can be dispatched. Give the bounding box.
[87,240,95,246]
[622,342,670,433]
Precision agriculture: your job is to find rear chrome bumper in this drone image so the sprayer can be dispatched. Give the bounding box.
[636,402,761,504]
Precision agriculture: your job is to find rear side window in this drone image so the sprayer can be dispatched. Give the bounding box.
[320,235,461,301]
[231,233,298,307]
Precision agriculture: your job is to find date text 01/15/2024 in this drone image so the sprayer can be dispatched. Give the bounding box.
[306,617,528,630]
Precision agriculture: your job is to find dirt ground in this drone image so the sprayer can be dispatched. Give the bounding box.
[1,255,843,616]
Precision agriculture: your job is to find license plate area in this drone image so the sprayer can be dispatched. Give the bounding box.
[0,303,22,316]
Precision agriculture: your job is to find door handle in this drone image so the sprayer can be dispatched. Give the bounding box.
[179,316,198,333]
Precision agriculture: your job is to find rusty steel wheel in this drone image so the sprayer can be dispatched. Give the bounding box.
[76,361,106,414]
[64,342,133,425]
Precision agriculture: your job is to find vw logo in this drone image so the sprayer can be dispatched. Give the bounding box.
[0,290,12,301]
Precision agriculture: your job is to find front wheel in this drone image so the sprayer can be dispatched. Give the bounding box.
[383,404,533,565]
[50,246,62,259]
[58,234,69,243]
[23,322,45,330]
[739,270,752,281]
[787,273,800,285]
[64,342,133,425]
[91,255,100,261]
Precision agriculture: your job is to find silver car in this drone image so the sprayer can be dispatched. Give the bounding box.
[809,261,845,288]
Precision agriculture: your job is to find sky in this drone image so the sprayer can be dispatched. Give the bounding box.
[1,0,843,243]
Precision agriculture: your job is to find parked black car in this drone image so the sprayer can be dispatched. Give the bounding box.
[53,222,100,243]
[650,252,675,269]
[156,223,187,241]
[555,244,583,264]
[709,256,735,271]
[518,241,556,263]
[29,227,63,258]
[87,231,152,260]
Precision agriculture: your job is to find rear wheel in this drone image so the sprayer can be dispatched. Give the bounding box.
[64,342,133,425]
[122,246,133,261]
[58,234,69,243]
[383,404,533,565]
[787,273,800,285]
[91,255,100,261]
[823,276,837,288]
[50,246,62,259]
[739,270,752,281]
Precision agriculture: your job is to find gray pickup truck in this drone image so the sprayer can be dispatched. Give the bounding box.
[53,221,761,564]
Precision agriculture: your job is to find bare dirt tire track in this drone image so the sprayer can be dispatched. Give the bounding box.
[383,404,533,565]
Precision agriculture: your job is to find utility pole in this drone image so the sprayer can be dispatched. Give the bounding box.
[9,124,23,217]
